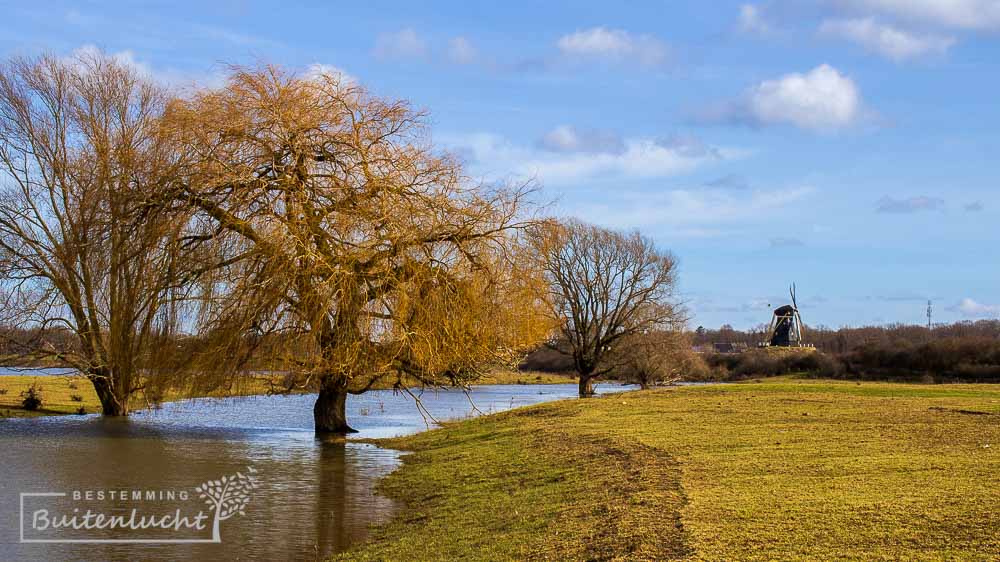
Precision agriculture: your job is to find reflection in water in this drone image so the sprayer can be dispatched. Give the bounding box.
[0,383,635,560]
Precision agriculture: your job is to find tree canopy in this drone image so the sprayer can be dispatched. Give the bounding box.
[163,66,552,431]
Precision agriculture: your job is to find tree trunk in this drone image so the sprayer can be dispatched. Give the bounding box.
[578,375,595,398]
[314,383,357,434]
[90,373,128,416]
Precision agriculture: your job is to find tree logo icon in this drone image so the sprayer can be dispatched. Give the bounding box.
[194,466,259,543]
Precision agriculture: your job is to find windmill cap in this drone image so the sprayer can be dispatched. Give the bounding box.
[773,304,796,315]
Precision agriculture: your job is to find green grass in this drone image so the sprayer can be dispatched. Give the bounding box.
[339,379,1000,561]
[0,375,100,417]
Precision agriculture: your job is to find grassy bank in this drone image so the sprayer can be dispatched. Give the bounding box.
[0,374,286,418]
[0,375,99,417]
[0,369,575,418]
[340,379,1000,560]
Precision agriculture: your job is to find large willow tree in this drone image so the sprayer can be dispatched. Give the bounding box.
[165,66,551,433]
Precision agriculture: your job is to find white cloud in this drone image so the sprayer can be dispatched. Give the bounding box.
[305,64,357,85]
[64,45,224,89]
[738,4,772,35]
[373,28,428,61]
[447,37,478,64]
[820,18,955,60]
[190,24,286,51]
[443,130,810,238]
[568,185,816,233]
[876,195,946,213]
[958,298,1000,318]
[444,132,736,187]
[556,27,668,66]
[705,64,864,131]
[656,134,724,159]
[69,44,152,77]
[840,0,1000,30]
[538,125,625,155]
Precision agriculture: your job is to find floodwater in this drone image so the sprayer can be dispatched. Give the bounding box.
[0,367,76,376]
[0,382,634,560]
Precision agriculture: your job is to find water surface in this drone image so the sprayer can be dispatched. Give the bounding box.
[1,383,634,560]
[0,367,76,377]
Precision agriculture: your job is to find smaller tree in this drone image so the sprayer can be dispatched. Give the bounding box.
[0,52,194,415]
[536,220,682,397]
[616,330,705,389]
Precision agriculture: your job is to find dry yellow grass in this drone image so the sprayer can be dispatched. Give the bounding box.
[341,379,1000,560]
[0,374,284,417]
[0,375,100,417]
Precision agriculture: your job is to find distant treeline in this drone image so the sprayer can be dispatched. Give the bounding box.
[692,319,1000,383]
[0,327,78,361]
[691,320,1000,353]
[692,338,1000,383]
[522,320,1000,384]
[0,326,299,373]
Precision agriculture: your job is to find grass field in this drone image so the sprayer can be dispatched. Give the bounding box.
[340,379,1000,561]
[0,369,575,418]
[0,374,100,417]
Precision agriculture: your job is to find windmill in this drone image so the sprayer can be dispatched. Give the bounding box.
[763,284,805,347]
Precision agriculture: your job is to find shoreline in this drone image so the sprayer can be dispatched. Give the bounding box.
[0,370,582,418]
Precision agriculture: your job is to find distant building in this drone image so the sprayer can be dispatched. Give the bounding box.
[712,342,748,354]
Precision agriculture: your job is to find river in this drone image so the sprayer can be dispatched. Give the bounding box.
[0,382,635,560]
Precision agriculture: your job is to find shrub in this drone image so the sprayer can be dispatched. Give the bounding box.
[841,337,1000,382]
[0,387,7,395]
[20,382,42,411]
[70,394,83,402]
[75,406,86,415]
[519,345,575,373]
[681,352,714,381]
[702,349,841,380]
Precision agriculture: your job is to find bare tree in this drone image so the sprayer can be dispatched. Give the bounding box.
[616,329,704,389]
[163,66,551,433]
[536,220,682,397]
[0,52,192,415]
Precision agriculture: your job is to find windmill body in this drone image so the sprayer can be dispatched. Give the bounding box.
[761,284,808,348]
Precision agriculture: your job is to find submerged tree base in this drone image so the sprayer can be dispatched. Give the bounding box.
[89,375,129,417]
[314,386,358,434]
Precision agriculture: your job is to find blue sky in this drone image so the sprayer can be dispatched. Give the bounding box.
[3,0,999,329]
